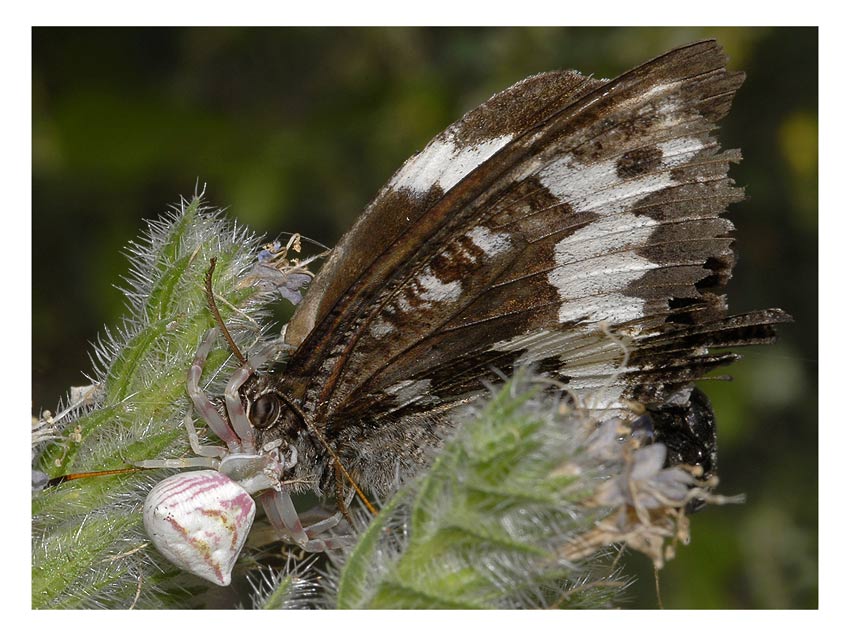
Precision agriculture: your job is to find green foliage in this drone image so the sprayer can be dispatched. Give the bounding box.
[331,380,625,609]
[248,560,321,610]
[31,199,272,608]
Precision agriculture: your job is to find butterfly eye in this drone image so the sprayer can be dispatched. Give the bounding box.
[250,393,281,429]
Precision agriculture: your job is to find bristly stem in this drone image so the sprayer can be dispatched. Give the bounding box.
[331,378,628,609]
[32,199,268,608]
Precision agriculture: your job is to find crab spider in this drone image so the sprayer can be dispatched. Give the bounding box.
[138,329,348,586]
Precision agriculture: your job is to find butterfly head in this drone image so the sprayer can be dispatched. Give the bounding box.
[232,371,327,489]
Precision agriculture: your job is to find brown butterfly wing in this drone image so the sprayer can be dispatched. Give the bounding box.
[270,41,789,488]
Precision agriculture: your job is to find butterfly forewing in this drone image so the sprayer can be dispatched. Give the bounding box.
[284,70,606,349]
[264,40,790,492]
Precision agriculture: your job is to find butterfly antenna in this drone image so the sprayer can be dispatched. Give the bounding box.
[45,466,143,488]
[317,436,378,516]
[277,393,377,516]
[205,258,247,365]
[206,257,376,517]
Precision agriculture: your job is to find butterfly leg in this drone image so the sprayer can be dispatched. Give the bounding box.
[260,489,350,552]
[187,329,242,453]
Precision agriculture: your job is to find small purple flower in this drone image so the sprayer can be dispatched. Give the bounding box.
[247,261,313,306]
[258,240,282,263]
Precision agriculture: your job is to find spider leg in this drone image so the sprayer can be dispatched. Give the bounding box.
[224,341,283,453]
[303,511,343,539]
[182,409,226,458]
[188,329,241,453]
[133,456,219,469]
[260,489,350,552]
[224,366,256,452]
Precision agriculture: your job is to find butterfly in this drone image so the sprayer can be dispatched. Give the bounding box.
[234,39,790,502]
[131,40,792,586]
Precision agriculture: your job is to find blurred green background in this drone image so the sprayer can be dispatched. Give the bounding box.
[32,27,817,609]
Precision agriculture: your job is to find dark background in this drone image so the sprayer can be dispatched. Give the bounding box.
[32,27,817,608]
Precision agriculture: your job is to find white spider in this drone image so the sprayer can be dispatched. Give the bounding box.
[137,329,346,586]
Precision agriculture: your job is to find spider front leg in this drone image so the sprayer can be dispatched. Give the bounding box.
[180,409,227,459]
[190,329,278,452]
[223,341,283,453]
[187,329,242,453]
[260,489,350,551]
[132,411,222,468]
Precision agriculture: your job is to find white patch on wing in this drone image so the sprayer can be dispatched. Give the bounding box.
[319,357,337,374]
[657,137,706,167]
[389,134,513,195]
[370,319,394,339]
[491,328,569,356]
[563,359,636,411]
[385,379,432,409]
[370,264,463,339]
[466,225,512,256]
[547,212,659,324]
[550,212,657,267]
[538,136,705,215]
[537,133,706,325]
[398,296,413,313]
[490,328,636,413]
[641,81,680,102]
[416,265,463,303]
